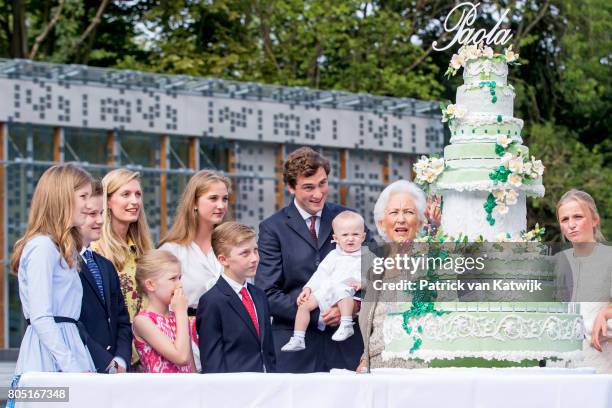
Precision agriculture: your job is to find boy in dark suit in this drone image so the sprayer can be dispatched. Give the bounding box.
[197,222,275,373]
[78,181,132,373]
[255,147,370,373]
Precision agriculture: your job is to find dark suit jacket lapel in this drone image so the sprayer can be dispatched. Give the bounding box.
[285,202,317,250]
[217,277,260,342]
[317,203,333,249]
[80,258,107,313]
[248,283,265,345]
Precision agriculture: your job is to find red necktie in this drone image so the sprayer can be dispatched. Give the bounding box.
[240,287,260,337]
[309,215,318,246]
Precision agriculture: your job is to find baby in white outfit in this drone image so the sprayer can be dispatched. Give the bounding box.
[282,211,366,352]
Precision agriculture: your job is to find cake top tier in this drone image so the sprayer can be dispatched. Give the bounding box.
[444,44,519,85]
[463,58,508,86]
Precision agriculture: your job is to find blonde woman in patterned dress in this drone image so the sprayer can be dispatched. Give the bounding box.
[92,168,153,368]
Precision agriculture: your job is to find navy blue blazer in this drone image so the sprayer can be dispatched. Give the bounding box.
[255,201,372,372]
[196,276,276,373]
[78,251,132,373]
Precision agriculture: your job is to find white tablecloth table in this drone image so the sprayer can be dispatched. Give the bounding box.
[14,368,612,408]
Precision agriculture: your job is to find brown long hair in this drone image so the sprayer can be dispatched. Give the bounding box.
[95,168,153,271]
[158,170,231,247]
[11,163,93,272]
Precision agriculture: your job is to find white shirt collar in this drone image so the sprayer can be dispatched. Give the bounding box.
[293,198,322,221]
[80,245,92,260]
[221,271,248,295]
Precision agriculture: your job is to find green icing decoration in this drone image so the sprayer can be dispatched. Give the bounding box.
[483,193,497,226]
[409,338,422,353]
[489,165,511,183]
[495,144,505,156]
[497,115,502,122]
[492,95,498,103]
[400,241,449,353]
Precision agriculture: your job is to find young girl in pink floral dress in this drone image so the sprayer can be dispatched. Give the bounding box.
[132,250,196,373]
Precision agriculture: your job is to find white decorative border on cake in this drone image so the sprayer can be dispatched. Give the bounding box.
[433,180,545,196]
[381,349,583,364]
[383,313,584,363]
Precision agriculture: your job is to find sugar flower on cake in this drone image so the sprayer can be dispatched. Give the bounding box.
[450,53,465,70]
[508,157,524,173]
[495,202,509,215]
[521,223,545,242]
[493,189,506,202]
[413,155,429,172]
[505,188,519,205]
[482,46,494,58]
[505,44,519,63]
[430,157,445,174]
[496,134,512,149]
[413,156,445,187]
[440,103,467,123]
[464,44,480,61]
[499,152,513,168]
[508,173,523,187]
[522,161,533,175]
[530,157,545,177]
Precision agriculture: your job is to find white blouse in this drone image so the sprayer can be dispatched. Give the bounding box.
[159,241,224,307]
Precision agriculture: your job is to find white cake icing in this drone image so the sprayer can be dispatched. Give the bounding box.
[456,85,514,117]
[462,58,508,85]
[441,190,526,240]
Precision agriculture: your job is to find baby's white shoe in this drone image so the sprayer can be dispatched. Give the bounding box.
[281,336,306,352]
[332,324,354,341]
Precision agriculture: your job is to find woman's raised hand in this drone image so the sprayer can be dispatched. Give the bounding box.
[425,195,442,227]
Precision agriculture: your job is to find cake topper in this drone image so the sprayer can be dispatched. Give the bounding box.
[433,2,513,52]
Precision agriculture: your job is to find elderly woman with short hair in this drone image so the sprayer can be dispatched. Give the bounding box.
[357,180,437,372]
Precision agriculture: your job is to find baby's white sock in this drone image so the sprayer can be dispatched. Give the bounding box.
[340,316,353,326]
[293,330,306,339]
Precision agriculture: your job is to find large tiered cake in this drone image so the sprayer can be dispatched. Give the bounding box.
[382,44,584,367]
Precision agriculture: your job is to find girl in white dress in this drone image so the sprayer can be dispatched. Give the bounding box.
[12,164,96,373]
[158,170,231,370]
[556,189,612,373]
[158,170,230,308]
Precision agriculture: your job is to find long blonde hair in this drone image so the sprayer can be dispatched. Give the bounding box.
[158,170,232,246]
[135,249,181,298]
[11,163,93,272]
[556,189,606,242]
[96,168,153,270]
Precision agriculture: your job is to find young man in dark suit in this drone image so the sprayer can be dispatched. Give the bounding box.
[78,181,132,373]
[255,147,370,373]
[197,222,275,373]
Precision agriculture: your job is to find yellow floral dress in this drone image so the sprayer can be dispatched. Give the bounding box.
[91,239,142,365]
